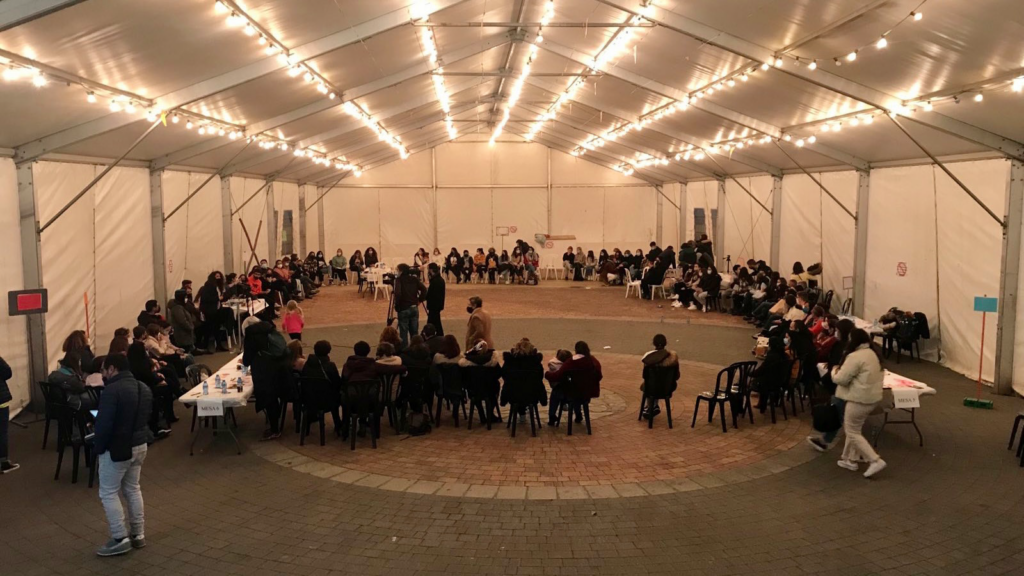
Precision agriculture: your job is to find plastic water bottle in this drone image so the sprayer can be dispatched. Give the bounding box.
[215,375,222,390]
[236,377,243,392]
[202,380,208,395]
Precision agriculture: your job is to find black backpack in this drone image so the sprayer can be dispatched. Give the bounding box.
[406,411,431,436]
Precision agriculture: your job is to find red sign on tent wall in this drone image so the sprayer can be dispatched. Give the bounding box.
[896,262,907,277]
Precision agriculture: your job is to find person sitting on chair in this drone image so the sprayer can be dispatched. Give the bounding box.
[301,340,343,437]
[459,340,502,423]
[640,334,679,420]
[500,338,547,425]
[545,341,602,426]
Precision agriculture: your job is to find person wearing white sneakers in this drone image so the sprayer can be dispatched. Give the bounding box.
[830,329,887,478]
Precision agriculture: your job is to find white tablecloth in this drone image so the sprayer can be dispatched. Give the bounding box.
[840,315,885,335]
[225,298,266,319]
[883,369,936,398]
[179,353,254,408]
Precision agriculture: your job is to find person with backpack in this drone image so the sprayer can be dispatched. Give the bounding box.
[242,311,290,441]
[93,354,153,557]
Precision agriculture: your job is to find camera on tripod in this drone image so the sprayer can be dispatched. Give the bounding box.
[381,272,396,286]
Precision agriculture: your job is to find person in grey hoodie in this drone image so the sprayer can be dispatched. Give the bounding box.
[831,329,886,478]
[640,334,680,420]
[166,290,195,352]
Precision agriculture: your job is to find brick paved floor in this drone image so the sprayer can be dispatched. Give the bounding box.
[3,286,1024,575]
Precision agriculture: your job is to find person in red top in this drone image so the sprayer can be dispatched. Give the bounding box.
[544,341,602,426]
[815,314,840,362]
[807,305,827,336]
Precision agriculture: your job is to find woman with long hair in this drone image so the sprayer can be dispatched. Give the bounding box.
[824,329,886,478]
[379,325,404,354]
[62,330,96,374]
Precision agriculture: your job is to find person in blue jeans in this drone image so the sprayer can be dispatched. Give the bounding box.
[93,354,154,557]
[0,354,18,474]
[392,263,427,349]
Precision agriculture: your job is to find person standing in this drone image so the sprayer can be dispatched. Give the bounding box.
[93,354,153,557]
[393,264,428,349]
[0,354,17,474]
[465,296,494,351]
[831,329,887,478]
[426,263,446,336]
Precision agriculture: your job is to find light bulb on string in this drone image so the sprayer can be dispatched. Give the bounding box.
[795,139,805,147]
[808,60,817,71]
[876,36,888,49]
[171,114,180,124]
[912,11,922,21]
[86,91,97,103]
[807,135,817,143]
[782,134,792,141]
[218,128,226,136]
[214,1,228,13]
[740,74,748,81]
[31,72,47,87]
[109,99,121,112]
[923,101,933,111]
[864,115,874,124]
[198,126,206,135]
[258,36,267,45]
[846,51,857,62]
[244,24,256,36]
[1012,77,1024,92]
[227,13,243,26]
[974,93,983,102]
[774,57,783,67]
[186,120,194,129]
[125,101,136,114]
[760,62,770,71]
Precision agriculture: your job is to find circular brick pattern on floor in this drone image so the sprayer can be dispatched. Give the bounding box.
[251,351,814,498]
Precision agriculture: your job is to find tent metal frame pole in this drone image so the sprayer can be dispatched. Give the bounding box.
[770,175,783,270]
[888,114,1005,227]
[714,179,727,269]
[317,186,326,254]
[678,183,688,246]
[773,141,856,219]
[432,148,439,249]
[547,147,553,234]
[655,186,664,246]
[266,182,277,263]
[298,184,307,256]
[149,170,168,308]
[995,159,1024,395]
[220,176,233,275]
[853,170,871,317]
[305,173,349,212]
[38,117,161,233]
[413,21,656,28]
[16,162,48,411]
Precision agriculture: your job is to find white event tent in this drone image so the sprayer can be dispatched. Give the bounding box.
[1,0,1023,416]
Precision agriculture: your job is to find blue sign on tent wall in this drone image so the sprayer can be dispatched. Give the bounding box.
[974,297,998,313]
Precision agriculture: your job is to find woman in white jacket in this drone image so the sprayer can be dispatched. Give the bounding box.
[831,329,886,478]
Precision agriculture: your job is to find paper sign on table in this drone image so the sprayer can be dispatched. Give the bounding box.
[891,387,921,409]
[197,398,224,417]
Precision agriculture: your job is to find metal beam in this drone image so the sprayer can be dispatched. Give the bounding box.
[596,0,1024,160]
[223,78,484,176]
[770,175,782,270]
[414,21,656,28]
[316,184,326,253]
[220,176,233,274]
[853,170,870,317]
[149,170,168,310]
[14,0,472,163]
[714,179,727,269]
[772,141,856,219]
[507,126,665,187]
[0,0,84,32]
[149,34,507,170]
[489,0,526,123]
[523,76,784,177]
[995,160,1024,395]
[16,162,48,407]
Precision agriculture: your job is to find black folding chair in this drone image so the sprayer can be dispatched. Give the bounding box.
[461,365,501,431]
[501,368,545,438]
[344,379,380,450]
[638,365,678,429]
[691,362,756,432]
[552,369,594,436]
[434,363,467,427]
[298,376,337,446]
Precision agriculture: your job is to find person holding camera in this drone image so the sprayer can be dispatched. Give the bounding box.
[426,263,446,336]
[393,264,427,349]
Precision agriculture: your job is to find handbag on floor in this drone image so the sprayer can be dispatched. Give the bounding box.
[811,402,841,433]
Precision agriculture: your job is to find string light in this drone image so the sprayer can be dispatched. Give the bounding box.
[86,91,97,103]
[420,24,457,141]
[799,3,928,68]
[342,100,408,158]
[527,9,650,141]
[876,36,888,49]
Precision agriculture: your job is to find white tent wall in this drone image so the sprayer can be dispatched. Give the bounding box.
[0,159,31,416]
[778,171,857,307]
[162,171,223,295]
[660,184,681,249]
[35,162,152,371]
[685,181,719,246]
[379,188,434,266]
[723,176,773,268]
[322,187,382,261]
[864,160,1006,380]
[491,188,547,251]
[229,177,271,274]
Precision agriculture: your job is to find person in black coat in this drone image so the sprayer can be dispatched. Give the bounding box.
[500,339,547,421]
[425,263,446,336]
[751,336,790,411]
[301,340,344,438]
[0,354,16,473]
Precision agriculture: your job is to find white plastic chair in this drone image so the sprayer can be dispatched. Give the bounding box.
[542,257,559,280]
[625,269,641,298]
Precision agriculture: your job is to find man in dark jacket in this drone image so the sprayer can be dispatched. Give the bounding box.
[136,300,169,330]
[242,314,289,440]
[393,264,427,349]
[93,354,153,557]
[679,241,698,267]
[0,354,17,474]
[425,263,446,336]
[647,241,662,262]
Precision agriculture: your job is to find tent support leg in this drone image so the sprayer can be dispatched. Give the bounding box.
[655,186,664,246]
[714,179,727,269]
[995,160,1024,396]
[267,182,277,263]
[853,170,870,317]
[221,176,233,275]
[17,162,48,412]
[317,187,326,254]
[298,185,307,256]
[770,175,783,270]
[149,170,168,310]
[678,182,687,247]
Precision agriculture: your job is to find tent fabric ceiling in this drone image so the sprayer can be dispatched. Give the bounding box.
[1,0,1021,183]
